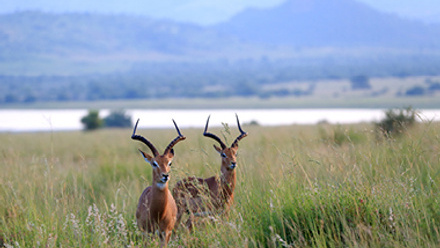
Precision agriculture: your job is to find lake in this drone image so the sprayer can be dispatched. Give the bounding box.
[0,109,439,132]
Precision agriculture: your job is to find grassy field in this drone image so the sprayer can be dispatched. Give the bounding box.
[1,120,439,247]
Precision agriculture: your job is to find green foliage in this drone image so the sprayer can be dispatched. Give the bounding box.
[80,110,104,131]
[103,110,132,128]
[375,107,417,137]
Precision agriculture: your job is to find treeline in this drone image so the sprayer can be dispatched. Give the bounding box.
[2,56,440,104]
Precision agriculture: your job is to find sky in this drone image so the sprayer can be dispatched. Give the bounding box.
[1,0,439,25]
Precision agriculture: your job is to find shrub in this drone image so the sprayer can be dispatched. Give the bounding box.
[103,110,132,128]
[80,110,104,131]
[375,107,416,137]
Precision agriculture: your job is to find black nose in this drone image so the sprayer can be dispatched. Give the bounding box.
[230,162,237,169]
[162,174,169,180]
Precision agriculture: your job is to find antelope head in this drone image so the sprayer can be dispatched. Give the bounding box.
[203,114,247,174]
[132,119,186,190]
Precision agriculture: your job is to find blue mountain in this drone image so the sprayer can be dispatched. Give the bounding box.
[215,0,440,48]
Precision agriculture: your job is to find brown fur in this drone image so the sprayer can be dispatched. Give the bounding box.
[136,154,177,247]
[132,119,185,247]
[174,142,243,229]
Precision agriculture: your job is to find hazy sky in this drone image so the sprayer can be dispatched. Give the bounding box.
[1,0,439,24]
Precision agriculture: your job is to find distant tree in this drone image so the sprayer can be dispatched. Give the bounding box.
[350,75,371,90]
[425,79,440,92]
[405,86,425,96]
[24,94,37,103]
[4,94,19,103]
[57,92,70,101]
[235,82,258,96]
[103,110,132,128]
[81,110,103,131]
[428,82,440,91]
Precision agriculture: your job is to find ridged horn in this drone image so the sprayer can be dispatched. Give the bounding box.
[164,119,186,154]
[131,119,159,157]
[231,114,247,148]
[203,115,227,150]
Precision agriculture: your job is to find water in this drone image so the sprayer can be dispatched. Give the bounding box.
[0,109,439,132]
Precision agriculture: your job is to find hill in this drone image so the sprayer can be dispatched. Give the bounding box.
[1,1,440,72]
[2,0,440,25]
[215,0,440,48]
[1,1,440,104]
[0,11,232,61]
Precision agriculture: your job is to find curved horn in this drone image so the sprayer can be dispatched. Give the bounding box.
[203,115,227,150]
[164,119,186,154]
[131,119,159,157]
[231,114,248,148]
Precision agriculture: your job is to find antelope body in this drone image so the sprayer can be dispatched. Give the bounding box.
[132,119,186,247]
[173,114,247,228]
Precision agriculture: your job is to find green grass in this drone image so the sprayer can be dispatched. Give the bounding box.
[1,122,439,247]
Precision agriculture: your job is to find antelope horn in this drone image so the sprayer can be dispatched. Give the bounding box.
[203,115,227,150]
[164,119,186,154]
[231,114,248,148]
[131,119,159,157]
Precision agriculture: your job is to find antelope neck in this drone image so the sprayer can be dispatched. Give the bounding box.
[150,185,172,214]
[220,171,236,196]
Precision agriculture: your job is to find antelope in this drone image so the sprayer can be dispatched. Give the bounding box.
[173,114,247,229]
[131,119,186,247]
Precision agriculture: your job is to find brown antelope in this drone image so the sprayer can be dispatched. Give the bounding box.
[173,114,247,229]
[131,119,186,247]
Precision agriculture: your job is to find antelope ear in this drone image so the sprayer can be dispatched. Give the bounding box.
[213,144,223,153]
[138,149,153,163]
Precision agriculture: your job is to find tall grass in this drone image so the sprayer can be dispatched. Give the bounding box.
[1,121,439,247]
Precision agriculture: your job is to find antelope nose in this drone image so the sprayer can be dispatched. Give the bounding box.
[162,174,169,181]
[230,162,237,169]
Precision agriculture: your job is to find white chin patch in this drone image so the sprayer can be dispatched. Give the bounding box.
[156,182,166,190]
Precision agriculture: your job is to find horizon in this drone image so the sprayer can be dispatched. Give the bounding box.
[1,0,439,25]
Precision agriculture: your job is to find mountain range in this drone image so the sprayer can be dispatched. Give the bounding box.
[216,0,440,48]
[1,0,440,76]
[2,0,440,25]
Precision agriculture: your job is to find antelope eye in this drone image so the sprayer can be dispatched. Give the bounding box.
[168,162,172,167]
[152,161,159,167]
[221,153,227,158]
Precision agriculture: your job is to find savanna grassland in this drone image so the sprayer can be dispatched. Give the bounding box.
[1,120,439,247]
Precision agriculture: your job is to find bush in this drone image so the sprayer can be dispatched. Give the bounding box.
[103,110,132,128]
[375,107,417,137]
[81,110,104,131]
